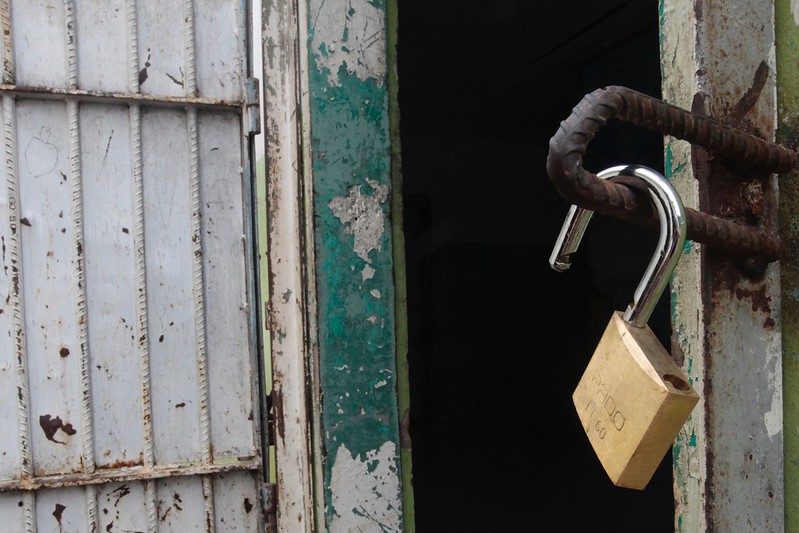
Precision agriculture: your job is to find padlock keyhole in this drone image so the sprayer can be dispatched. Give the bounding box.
[662,373,690,391]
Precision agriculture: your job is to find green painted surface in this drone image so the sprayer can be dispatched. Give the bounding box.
[777,1,799,530]
[306,0,404,529]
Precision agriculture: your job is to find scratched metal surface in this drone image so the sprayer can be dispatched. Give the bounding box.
[662,0,784,531]
[0,0,263,531]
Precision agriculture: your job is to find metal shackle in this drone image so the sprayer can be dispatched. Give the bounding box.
[549,165,687,328]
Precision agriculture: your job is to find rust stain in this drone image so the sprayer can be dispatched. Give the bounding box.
[99,458,144,470]
[39,414,77,444]
[734,61,769,124]
[53,503,66,531]
[19,217,30,227]
[244,497,253,513]
[734,285,772,315]
[112,484,131,506]
[59,346,70,358]
[271,389,285,440]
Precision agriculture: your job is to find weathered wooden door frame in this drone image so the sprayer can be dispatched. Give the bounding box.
[262,0,408,531]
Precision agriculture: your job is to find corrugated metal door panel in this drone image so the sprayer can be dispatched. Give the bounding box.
[12,0,68,88]
[142,107,206,467]
[75,0,129,92]
[96,482,150,532]
[0,493,27,527]
[195,0,247,100]
[136,0,187,97]
[199,111,257,459]
[17,99,85,478]
[81,104,145,470]
[0,1,264,530]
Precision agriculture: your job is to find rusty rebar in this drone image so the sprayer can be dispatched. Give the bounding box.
[547,85,796,260]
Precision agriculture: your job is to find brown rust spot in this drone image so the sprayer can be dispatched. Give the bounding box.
[112,484,131,506]
[99,458,143,470]
[244,497,253,513]
[59,347,70,358]
[734,285,772,315]
[19,217,30,227]
[271,390,285,440]
[39,414,77,444]
[175,402,186,408]
[52,503,66,524]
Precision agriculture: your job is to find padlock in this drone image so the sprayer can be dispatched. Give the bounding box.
[551,165,699,490]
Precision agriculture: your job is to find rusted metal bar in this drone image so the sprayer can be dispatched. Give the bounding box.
[547,85,797,260]
[0,458,261,492]
[0,84,243,109]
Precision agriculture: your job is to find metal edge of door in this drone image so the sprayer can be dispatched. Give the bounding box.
[261,0,317,531]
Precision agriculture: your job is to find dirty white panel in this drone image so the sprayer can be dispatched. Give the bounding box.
[12,0,68,88]
[75,0,128,92]
[213,471,260,531]
[141,108,203,465]
[0,98,21,482]
[0,3,8,84]
[36,487,88,532]
[0,492,26,531]
[96,481,149,532]
[137,0,187,96]
[16,100,84,476]
[195,0,246,100]
[2,1,262,528]
[199,110,256,459]
[80,104,145,469]
[156,476,207,531]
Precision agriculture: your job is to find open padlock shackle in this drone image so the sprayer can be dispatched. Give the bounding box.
[547,86,796,260]
[551,165,686,328]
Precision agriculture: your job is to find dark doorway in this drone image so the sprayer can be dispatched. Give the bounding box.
[398,1,675,531]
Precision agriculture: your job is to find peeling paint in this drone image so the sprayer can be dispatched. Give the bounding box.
[330,442,401,533]
[328,179,389,263]
[308,0,403,526]
[310,0,387,87]
[362,264,376,281]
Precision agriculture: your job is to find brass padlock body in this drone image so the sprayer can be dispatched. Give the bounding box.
[573,311,699,490]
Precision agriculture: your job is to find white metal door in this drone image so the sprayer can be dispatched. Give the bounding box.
[0,1,266,531]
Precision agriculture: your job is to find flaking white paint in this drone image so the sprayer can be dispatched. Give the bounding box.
[330,441,401,533]
[765,352,783,440]
[328,179,389,263]
[310,0,387,87]
[361,264,376,281]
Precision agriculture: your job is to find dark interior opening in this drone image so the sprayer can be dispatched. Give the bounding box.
[398,1,676,531]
